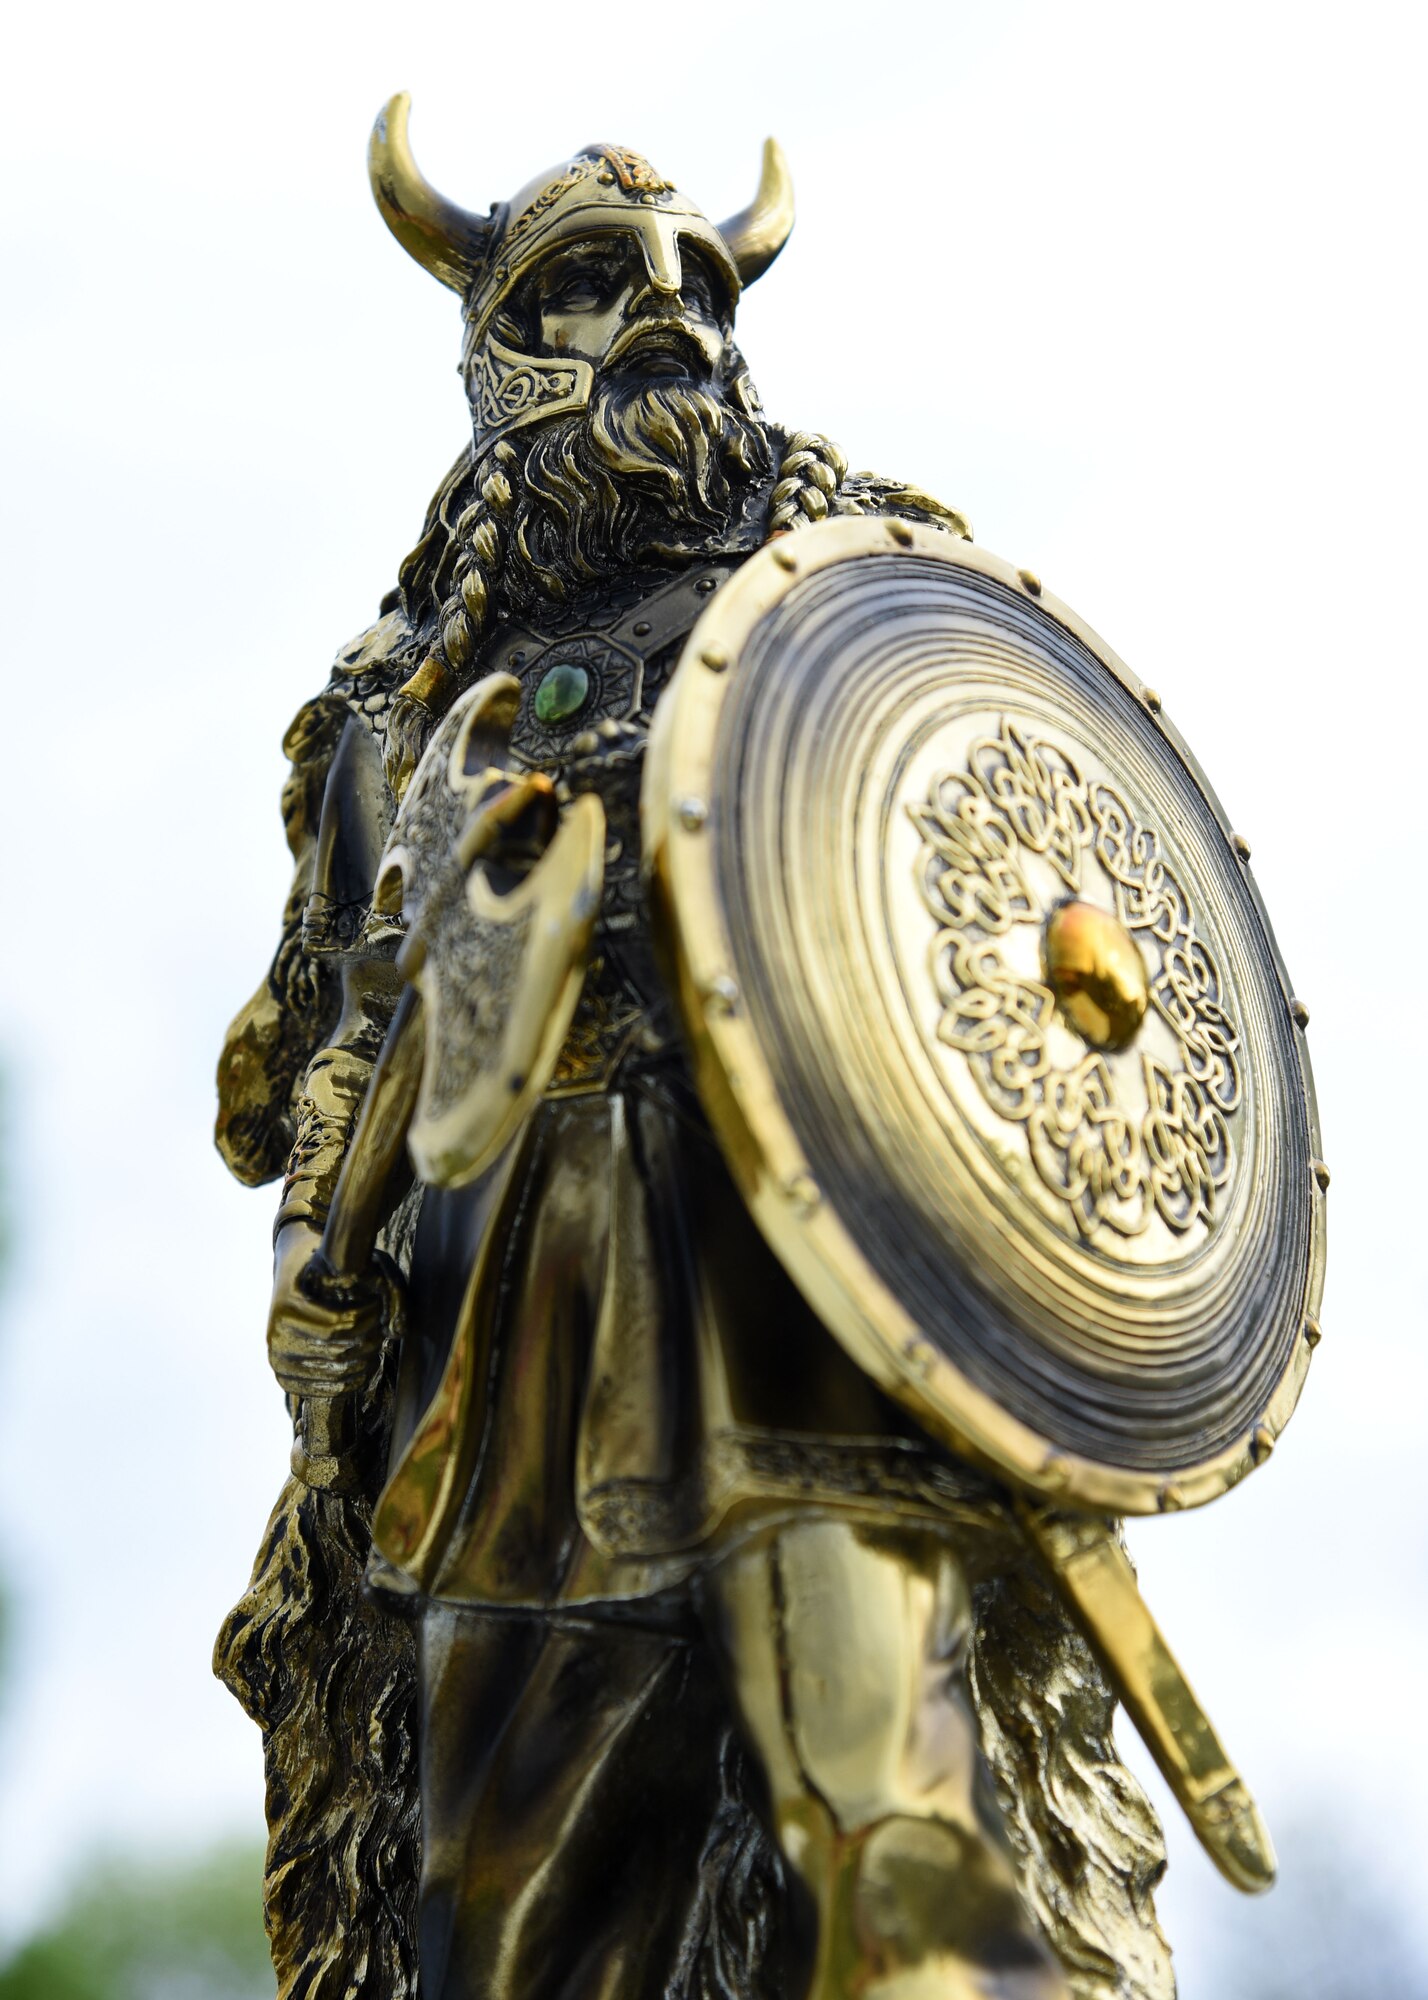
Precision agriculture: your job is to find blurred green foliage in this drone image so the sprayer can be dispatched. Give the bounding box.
[0,1841,271,2000]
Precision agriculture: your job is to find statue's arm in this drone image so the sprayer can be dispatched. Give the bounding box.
[268,706,404,1400]
[267,953,402,1402]
[215,689,348,1187]
[838,469,973,540]
[217,660,406,1402]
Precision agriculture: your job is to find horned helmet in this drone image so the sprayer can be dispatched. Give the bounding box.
[368,94,793,450]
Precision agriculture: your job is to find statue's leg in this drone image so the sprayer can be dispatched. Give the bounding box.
[702,1513,1070,2000]
[417,1604,731,2000]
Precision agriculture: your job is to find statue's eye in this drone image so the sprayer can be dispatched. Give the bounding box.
[553,273,602,310]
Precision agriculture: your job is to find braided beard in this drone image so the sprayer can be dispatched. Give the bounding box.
[501,376,773,605]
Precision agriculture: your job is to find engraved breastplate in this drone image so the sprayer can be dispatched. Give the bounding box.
[481,560,741,1090]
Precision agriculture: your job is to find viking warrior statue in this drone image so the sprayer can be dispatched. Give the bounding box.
[215,96,1324,2000]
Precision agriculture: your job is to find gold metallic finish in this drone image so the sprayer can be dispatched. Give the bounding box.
[645,516,1325,1516]
[1021,1506,1276,1895]
[369,93,789,311]
[1043,898,1150,1051]
[1313,1157,1331,1191]
[716,135,795,285]
[1290,996,1310,1027]
[1231,832,1252,861]
[291,985,426,1491]
[368,92,496,295]
[377,674,605,1188]
[397,652,454,710]
[708,1519,1073,1999]
[704,974,740,1014]
[371,1141,527,1586]
[216,103,1318,1996]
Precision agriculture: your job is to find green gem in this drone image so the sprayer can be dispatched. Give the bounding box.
[533,661,590,725]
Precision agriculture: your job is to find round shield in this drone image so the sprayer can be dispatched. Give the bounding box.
[643,518,1325,1514]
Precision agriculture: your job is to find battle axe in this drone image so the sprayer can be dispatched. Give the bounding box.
[290,671,604,1490]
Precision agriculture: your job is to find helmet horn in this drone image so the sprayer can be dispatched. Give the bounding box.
[718,138,795,287]
[368,93,495,295]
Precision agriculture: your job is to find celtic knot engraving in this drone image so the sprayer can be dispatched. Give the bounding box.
[911,717,1240,1242]
[972,719,1089,890]
[474,344,578,426]
[468,339,591,445]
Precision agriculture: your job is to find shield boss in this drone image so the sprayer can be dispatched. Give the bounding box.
[643,518,1324,1514]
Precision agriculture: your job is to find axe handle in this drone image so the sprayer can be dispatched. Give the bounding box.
[292,984,424,1490]
[318,981,425,1278]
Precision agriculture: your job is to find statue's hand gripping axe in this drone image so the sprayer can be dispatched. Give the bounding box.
[290,671,605,1489]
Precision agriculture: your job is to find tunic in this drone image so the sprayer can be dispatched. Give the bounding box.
[370,556,1008,1616]
[215,505,1018,1626]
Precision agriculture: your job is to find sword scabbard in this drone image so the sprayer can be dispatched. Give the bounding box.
[1018,1501,1277,1895]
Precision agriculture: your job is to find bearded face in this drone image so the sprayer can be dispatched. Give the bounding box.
[479,234,774,603]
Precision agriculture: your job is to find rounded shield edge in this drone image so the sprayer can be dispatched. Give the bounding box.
[641,514,1326,1516]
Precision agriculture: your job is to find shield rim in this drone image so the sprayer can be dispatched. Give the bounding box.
[642,515,1325,1515]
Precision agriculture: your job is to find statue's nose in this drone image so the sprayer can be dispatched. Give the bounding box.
[627,272,685,319]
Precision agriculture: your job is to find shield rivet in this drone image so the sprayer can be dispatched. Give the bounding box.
[1158,1481,1186,1511]
[678,797,708,831]
[1250,1425,1275,1465]
[1303,1315,1322,1348]
[1290,998,1310,1028]
[1231,832,1252,861]
[888,520,913,547]
[785,1171,821,1214]
[1312,1158,1331,1192]
[701,645,729,672]
[772,542,798,572]
[1142,686,1163,714]
[705,975,740,1015]
[1018,567,1043,597]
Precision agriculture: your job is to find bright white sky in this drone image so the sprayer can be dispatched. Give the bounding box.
[2,2,1424,1989]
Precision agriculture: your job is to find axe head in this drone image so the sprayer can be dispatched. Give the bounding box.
[374,674,605,1188]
